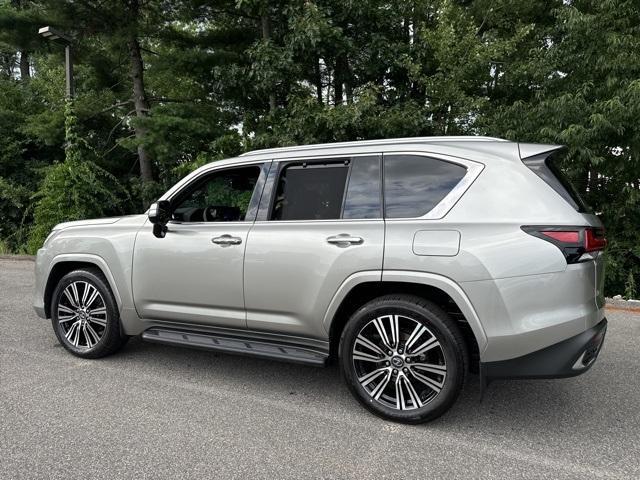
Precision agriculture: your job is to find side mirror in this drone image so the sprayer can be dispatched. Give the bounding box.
[149,200,171,238]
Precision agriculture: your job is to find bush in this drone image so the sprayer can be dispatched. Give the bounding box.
[0,177,31,252]
[625,269,638,300]
[26,157,129,253]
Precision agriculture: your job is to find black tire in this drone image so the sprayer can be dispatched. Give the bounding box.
[339,294,468,424]
[51,268,128,359]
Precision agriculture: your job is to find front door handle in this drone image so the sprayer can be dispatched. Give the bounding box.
[327,234,364,246]
[212,234,242,246]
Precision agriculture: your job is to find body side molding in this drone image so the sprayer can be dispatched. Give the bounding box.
[381,270,488,354]
[322,270,384,334]
[322,269,488,356]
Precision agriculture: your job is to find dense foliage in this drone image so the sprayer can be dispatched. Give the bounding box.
[0,0,638,296]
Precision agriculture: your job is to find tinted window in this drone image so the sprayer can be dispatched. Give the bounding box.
[343,156,382,219]
[384,155,466,218]
[172,165,261,222]
[271,162,349,221]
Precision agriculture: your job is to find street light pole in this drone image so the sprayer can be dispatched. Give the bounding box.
[38,26,74,99]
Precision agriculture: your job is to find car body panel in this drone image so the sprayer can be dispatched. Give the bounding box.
[33,214,147,334]
[131,220,251,328]
[244,220,384,338]
[381,270,489,354]
[462,263,605,362]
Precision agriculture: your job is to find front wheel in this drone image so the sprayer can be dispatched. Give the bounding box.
[339,295,468,423]
[51,268,128,358]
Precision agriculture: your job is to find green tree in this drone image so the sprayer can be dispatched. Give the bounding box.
[486,0,640,295]
[27,101,129,252]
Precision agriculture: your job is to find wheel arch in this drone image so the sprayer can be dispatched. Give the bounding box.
[324,271,487,367]
[44,254,123,318]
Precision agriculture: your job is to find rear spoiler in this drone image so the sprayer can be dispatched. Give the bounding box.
[518,144,590,213]
[517,143,564,160]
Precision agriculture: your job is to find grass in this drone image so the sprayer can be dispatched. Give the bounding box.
[0,238,12,255]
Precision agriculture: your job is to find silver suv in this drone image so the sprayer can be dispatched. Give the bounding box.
[33,137,607,423]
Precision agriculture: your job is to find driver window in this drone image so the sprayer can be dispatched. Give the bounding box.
[172,165,261,222]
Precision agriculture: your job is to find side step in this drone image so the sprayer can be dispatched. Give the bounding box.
[142,328,328,366]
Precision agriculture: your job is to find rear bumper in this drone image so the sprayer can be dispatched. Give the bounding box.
[481,318,607,381]
[462,264,605,363]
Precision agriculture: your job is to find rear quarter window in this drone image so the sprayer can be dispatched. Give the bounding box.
[383,155,467,218]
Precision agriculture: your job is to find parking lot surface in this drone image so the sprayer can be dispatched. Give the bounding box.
[1,259,639,479]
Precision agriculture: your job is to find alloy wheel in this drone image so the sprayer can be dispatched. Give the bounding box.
[57,281,108,349]
[352,314,447,411]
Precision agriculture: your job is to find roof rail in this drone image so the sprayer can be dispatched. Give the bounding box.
[239,136,509,157]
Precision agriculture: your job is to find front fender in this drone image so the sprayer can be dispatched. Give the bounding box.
[48,253,124,308]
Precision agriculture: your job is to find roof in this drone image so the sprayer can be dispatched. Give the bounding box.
[239,136,510,158]
[161,136,557,202]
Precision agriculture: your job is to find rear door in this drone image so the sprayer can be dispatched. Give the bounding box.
[243,154,384,339]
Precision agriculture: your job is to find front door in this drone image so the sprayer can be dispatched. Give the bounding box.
[244,155,384,338]
[132,162,268,328]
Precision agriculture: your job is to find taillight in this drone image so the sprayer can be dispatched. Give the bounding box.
[585,228,607,252]
[541,231,580,243]
[522,226,606,264]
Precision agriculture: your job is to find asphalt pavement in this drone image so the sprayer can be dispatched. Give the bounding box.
[1,258,639,479]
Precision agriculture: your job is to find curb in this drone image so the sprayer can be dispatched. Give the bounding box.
[0,255,35,262]
[606,299,640,313]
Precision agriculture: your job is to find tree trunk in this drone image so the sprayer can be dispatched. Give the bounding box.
[127,35,154,190]
[314,57,323,104]
[334,59,343,106]
[19,50,30,80]
[261,13,276,113]
[11,1,30,81]
[342,56,353,104]
[333,55,351,106]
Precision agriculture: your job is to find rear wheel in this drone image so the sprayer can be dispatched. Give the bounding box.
[339,294,467,423]
[51,268,128,358]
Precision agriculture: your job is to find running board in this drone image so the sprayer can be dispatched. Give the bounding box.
[142,328,328,366]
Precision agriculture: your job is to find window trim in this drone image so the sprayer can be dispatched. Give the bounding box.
[256,153,383,223]
[166,161,270,225]
[382,151,484,221]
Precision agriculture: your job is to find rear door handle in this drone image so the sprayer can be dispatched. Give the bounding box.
[212,234,242,246]
[326,234,364,246]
